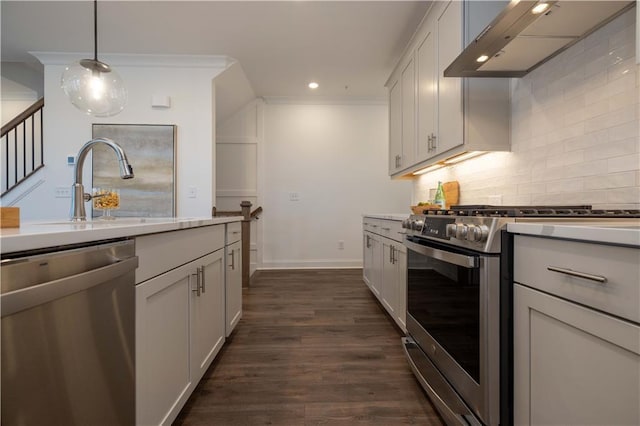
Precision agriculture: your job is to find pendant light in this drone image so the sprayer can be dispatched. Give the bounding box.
[61,0,127,117]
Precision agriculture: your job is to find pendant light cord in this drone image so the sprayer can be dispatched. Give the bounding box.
[93,0,98,61]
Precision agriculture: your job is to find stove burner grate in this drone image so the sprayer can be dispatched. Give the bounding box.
[421,205,640,218]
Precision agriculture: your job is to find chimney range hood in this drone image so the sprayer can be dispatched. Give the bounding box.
[444,0,635,78]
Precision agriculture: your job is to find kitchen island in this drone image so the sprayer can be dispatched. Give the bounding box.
[1,216,243,426]
[0,216,242,254]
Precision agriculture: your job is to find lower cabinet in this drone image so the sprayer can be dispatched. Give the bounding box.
[225,240,242,336]
[190,250,226,380]
[135,223,234,426]
[363,218,407,332]
[136,249,225,426]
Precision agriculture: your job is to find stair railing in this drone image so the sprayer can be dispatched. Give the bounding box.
[1,98,45,197]
[212,201,263,287]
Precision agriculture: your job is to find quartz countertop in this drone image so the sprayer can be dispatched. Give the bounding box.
[363,213,409,221]
[507,221,640,247]
[0,216,243,254]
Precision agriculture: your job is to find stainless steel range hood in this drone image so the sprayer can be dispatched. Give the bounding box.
[444,0,635,78]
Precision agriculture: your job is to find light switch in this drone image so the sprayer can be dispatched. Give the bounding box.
[188,187,197,198]
[289,192,300,201]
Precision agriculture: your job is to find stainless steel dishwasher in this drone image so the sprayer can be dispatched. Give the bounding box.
[1,238,138,426]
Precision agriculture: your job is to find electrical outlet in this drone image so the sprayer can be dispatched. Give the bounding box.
[289,192,300,202]
[338,240,344,250]
[55,187,71,198]
[188,187,197,198]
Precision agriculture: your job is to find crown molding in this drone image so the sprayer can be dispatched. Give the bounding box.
[262,96,386,105]
[29,52,233,69]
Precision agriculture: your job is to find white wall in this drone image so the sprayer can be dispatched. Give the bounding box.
[3,54,228,219]
[1,77,38,126]
[263,102,411,269]
[413,9,639,209]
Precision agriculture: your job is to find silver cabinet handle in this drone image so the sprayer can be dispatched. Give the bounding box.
[229,250,236,270]
[199,266,206,293]
[547,266,607,283]
[381,227,391,231]
[191,271,200,297]
[431,133,437,150]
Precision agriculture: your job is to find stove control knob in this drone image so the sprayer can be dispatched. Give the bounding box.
[402,219,411,229]
[467,225,489,242]
[445,223,457,238]
[455,224,468,240]
[413,220,424,231]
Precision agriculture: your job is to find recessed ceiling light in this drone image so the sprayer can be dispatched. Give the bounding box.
[308,82,319,89]
[531,3,550,14]
[476,55,489,63]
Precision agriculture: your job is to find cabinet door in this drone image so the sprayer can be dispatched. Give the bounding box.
[436,0,463,155]
[136,264,193,426]
[226,240,242,337]
[401,56,416,169]
[370,233,383,298]
[416,27,436,162]
[388,78,403,174]
[395,243,407,333]
[191,250,226,382]
[514,284,640,426]
[381,240,397,316]
[363,232,374,288]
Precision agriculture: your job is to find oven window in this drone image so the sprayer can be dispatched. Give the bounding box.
[408,248,480,382]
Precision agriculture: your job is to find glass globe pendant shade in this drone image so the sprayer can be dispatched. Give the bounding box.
[61,59,127,117]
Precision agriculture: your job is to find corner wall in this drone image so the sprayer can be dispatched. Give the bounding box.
[263,102,411,269]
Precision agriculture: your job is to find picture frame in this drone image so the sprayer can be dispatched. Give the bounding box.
[91,124,177,217]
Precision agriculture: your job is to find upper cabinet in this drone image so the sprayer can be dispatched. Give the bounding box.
[386,0,511,177]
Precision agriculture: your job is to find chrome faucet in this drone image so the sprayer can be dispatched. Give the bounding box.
[70,137,134,221]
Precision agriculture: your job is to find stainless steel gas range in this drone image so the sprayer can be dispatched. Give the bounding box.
[400,205,640,426]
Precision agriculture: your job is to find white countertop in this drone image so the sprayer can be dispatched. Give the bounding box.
[363,213,409,221]
[0,216,243,254]
[508,221,640,247]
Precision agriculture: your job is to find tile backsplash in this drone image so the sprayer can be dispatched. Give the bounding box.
[414,9,639,209]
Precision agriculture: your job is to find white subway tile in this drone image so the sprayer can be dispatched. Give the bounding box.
[518,182,546,195]
[584,138,639,162]
[608,120,639,142]
[584,171,638,190]
[606,187,640,204]
[563,159,608,178]
[608,153,640,173]
[545,178,584,194]
[564,129,609,152]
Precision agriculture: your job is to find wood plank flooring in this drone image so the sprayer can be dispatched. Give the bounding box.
[174,269,443,425]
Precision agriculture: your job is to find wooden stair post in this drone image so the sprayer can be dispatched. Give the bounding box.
[240,201,252,288]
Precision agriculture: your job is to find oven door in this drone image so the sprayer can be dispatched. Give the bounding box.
[405,236,500,426]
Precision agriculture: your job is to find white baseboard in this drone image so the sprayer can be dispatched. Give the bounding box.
[259,259,363,270]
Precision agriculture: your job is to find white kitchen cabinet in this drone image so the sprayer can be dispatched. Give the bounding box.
[434,0,463,156]
[136,259,193,426]
[225,239,242,336]
[136,224,228,426]
[190,250,226,380]
[512,234,640,426]
[387,0,510,176]
[388,77,403,174]
[362,217,407,332]
[416,22,436,162]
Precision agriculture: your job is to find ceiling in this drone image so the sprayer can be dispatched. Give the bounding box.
[1,1,431,101]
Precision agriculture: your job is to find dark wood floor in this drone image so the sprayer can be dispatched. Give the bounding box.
[174,269,443,425]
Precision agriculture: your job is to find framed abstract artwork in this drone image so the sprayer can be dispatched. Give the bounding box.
[92,124,177,217]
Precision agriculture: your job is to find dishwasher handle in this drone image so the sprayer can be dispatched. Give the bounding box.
[1,256,138,317]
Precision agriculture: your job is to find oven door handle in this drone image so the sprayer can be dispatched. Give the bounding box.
[404,239,478,268]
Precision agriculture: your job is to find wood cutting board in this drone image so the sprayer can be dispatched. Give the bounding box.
[443,181,459,209]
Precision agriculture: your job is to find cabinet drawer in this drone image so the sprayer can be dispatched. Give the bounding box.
[226,221,242,244]
[136,225,225,284]
[363,218,406,243]
[514,235,640,323]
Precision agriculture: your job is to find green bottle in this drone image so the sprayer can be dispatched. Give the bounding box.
[434,181,446,210]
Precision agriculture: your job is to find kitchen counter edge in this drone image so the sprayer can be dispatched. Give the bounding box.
[363,213,409,221]
[507,222,640,248]
[0,216,244,255]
